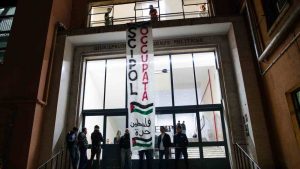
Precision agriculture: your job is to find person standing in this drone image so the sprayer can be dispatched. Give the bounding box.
[149,5,158,21]
[181,121,186,134]
[105,8,112,26]
[157,126,171,169]
[90,125,104,168]
[78,128,88,169]
[114,130,121,144]
[119,129,132,169]
[138,149,153,169]
[66,127,79,169]
[176,121,181,128]
[174,125,189,169]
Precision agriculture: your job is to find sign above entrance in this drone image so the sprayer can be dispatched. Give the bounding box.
[126,22,155,151]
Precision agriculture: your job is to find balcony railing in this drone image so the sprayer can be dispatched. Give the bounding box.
[0,15,14,63]
[88,1,211,27]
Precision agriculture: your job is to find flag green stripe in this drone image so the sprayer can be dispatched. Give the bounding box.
[133,142,153,147]
[133,137,152,142]
[132,108,153,115]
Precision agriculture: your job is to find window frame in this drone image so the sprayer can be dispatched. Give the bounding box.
[292,88,300,127]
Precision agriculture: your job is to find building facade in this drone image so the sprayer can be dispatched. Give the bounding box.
[0,0,299,169]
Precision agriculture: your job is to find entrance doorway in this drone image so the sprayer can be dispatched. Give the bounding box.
[81,52,230,169]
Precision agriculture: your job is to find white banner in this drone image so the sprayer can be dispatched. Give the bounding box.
[126,23,155,151]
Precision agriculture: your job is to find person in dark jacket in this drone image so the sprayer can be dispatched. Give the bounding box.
[174,125,189,169]
[90,125,104,168]
[157,126,171,169]
[119,128,132,169]
[138,149,153,169]
[66,127,79,169]
[78,127,88,169]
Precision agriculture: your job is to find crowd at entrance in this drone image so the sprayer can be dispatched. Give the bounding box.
[66,125,189,169]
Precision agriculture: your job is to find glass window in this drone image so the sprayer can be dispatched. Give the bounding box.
[160,0,184,20]
[155,114,174,142]
[203,146,226,158]
[175,113,198,142]
[199,111,224,142]
[183,0,207,5]
[113,3,135,25]
[184,5,201,19]
[154,56,172,107]
[261,0,289,29]
[90,6,110,27]
[83,60,106,110]
[172,54,197,106]
[106,116,126,144]
[194,52,221,105]
[85,116,104,145]
[187,147,201,158]
[292,89,300,127]
[105,59,126,109]
[85,116,104,159]
[136,1,158,22]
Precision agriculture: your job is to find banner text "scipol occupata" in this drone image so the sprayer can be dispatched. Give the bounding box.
[126,23,155,151]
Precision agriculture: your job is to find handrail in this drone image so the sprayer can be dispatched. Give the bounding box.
[37,148,71,169]
[234,143,261,169]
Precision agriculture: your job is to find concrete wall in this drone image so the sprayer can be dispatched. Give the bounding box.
[250,1,300,169]
[250,0,300,168]
[228,22,275,168]
[0,0,73,168]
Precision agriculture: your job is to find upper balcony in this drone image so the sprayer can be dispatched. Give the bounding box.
[87,0,212,27]
[0,7,15,63]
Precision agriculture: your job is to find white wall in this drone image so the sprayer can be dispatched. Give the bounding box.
[52,39,74,150]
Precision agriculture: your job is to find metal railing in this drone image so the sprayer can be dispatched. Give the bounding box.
[37,148,71,169]
[234,143,261,169]
[88,2,210,27]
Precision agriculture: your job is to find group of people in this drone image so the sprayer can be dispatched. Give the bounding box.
[66,126,131,169]
[67,125,189,169]
[103,5,158,26]
[157,125,189,169]
[66,125,104,169]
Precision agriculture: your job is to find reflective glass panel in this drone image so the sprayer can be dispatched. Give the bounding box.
[85,116,104,146]
[175,113,198,142]
[188,147,200,158]
[203,146,226,158]
[194,52,221,105]
[113,3,135,25]
[172,54,197,106]
[160,0,184,20]
[183,0,207,5]
[199,111,224,142]
[105,59,126,109]
[106,116,126,144]
[83,60,106,110]
[155,114,174,142]
[154,55,172,107]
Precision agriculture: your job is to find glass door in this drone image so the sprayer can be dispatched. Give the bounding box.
[105,115,126,144]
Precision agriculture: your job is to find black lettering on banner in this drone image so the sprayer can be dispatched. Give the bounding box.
[128,70,138,81]
[128,39,136,48]
[129,59,136,69]
[130,83,137,95]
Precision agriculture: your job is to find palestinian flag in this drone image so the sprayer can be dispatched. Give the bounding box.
[132,137,153,147]
[130,102,153,115]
